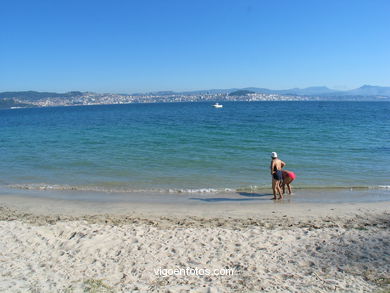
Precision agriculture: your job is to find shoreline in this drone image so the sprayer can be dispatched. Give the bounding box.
[1,185,390,206]
[0,195,389,230]
[1,189,390,218]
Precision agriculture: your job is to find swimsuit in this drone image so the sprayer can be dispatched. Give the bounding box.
[283,171,296,180]
[272,166,283,181]
[273,170,283,180]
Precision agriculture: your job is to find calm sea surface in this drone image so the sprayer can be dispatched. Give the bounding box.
[0,101,389,194]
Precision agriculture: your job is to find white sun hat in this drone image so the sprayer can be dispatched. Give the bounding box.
[271,152,278,158]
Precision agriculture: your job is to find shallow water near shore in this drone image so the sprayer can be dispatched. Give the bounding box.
[1,101,389,199]
[1,185,390,206]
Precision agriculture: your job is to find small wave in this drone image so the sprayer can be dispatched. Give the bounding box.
[169,188,236,193]
[6,183,390,194]
[6,183,237,194]
[7,183,136,193]
[8,183,80,191]
[372,185,390,190]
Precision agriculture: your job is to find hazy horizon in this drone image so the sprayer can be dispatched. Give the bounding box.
[2,84,390,95]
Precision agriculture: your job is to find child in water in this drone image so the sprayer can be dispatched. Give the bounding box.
[281,170,296,195]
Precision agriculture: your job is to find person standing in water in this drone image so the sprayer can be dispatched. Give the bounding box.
[270,152,286,199]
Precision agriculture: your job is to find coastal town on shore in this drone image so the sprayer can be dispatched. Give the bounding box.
[2,85,389,109]
[4,92,312,109]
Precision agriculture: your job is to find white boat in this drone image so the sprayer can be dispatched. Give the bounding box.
[212,103,223,108]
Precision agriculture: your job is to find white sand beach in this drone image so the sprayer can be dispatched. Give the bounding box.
[0,194,389,292]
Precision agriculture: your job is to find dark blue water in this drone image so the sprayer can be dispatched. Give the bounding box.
[0,102,389,193]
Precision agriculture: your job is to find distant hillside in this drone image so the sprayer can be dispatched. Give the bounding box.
[0,99,36,109]
[240,86,340,96]
[190,85,390,98]
[282,87,339,96]
[0,91,83,101]
[149,91,176,96]
[343,85,390,96]
[0,85,389,110]
[229,90,255,96]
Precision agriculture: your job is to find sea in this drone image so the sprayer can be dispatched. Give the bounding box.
[1,101,389,202]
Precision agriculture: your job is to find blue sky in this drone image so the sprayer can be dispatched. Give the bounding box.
[1,0,389,93]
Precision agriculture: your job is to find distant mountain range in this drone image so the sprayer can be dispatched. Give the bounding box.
[176,85,390,97]
[0,91,84,101]
[1,85,390,99]
[0,85,389,109]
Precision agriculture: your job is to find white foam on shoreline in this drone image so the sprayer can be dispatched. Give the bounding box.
[5,183,238,194]
[4,183,390,195]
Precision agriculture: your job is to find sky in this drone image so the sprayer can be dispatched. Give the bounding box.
[1,0,390,93]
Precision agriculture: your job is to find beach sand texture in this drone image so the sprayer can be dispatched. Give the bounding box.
[0,197,389,293]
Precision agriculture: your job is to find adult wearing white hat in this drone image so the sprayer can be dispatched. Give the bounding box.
[270,152,286,199]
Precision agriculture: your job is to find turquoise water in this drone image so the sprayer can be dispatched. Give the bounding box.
[0,101,389,193]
